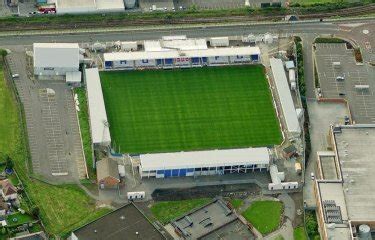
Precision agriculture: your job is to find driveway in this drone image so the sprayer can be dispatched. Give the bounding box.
[303,101,348,208]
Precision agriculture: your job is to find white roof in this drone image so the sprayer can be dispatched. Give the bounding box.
[162,39,208,51]
[56,0,96,9]
[65,71,81,83]
[144,39,207,52]
[104,46,260,62]
[183,47,260,58]
[85,68,111,145]
[143,41,168,52]
[104,51,180,61]
[140,147,270,171]
[270,58,301,135]
[96,0,124,10]
[33,43,79,69]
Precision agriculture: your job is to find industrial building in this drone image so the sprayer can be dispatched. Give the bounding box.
[171,198,254,239]
[84,68,111,147]
[315,125,375,240]
[71,202,167,240]
[103,46,261,70]
[33,43,80,77]
[138,147,270,178]
[54,0,126,14]
[270,58,301,137]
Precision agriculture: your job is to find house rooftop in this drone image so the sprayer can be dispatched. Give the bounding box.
[0,179,17,196]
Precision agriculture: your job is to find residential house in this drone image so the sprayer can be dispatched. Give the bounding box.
[0,180,18,201]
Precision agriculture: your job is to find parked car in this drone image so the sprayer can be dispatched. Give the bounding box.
[344,116,350,125]
[311,172,315,180]
[12,74,19,79]
[336,76,345,81]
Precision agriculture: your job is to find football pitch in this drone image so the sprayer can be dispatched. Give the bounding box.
[100,65,282,154]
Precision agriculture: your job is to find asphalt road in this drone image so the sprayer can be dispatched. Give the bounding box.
[0,21,343,46]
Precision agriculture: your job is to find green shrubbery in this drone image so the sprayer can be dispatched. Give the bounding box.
[294,37,312,160]
[305,211,320,239]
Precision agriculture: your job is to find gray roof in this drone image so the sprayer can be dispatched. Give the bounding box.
[270,58,300,135]
[334,126,375,221]
[85,68,111,145]
[72,203,166,240]
[33,43,79,69]
[283,145,297,154]
[171,199,246,239]
[96,158,119,182]
[140,148,270,172]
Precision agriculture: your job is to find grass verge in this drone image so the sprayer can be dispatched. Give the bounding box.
[0,59,111,237]
[314,37,346,44]
[150,198,211,224]
[230,199,244,209]
[294,226,308,240]
[242,200,283,235]
[74,87,95,179]
[101,65,282,154]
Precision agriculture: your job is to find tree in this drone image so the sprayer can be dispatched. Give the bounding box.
[31,206,40,218]
[5,156,13,170]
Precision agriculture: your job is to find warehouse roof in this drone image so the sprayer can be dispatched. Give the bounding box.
[33,43,80,69]
[96,0,125,11]
[270,58,300,135]
[73,203,166,240]
[140,147,270,171]
[333,126,375,221]
[172,199,239,239]
[85,68,111,145]
[104,46,260,62]
[56,0,96,11]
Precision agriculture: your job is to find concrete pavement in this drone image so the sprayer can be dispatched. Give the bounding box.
[303,101,348,208]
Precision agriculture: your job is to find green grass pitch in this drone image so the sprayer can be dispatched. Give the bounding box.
[100,65,282,154]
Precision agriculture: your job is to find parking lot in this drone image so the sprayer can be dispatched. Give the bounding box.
[315,43,375,124]
[6,50,87,183]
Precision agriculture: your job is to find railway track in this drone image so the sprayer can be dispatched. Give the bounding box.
[0,4,374,32]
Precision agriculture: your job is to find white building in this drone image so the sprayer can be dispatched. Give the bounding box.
[270,58,301,137]
[104,46,261,70]
[85,68,111,146]
[139,147,270,178]
[33,43,80,76]
[54,0,125,14]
